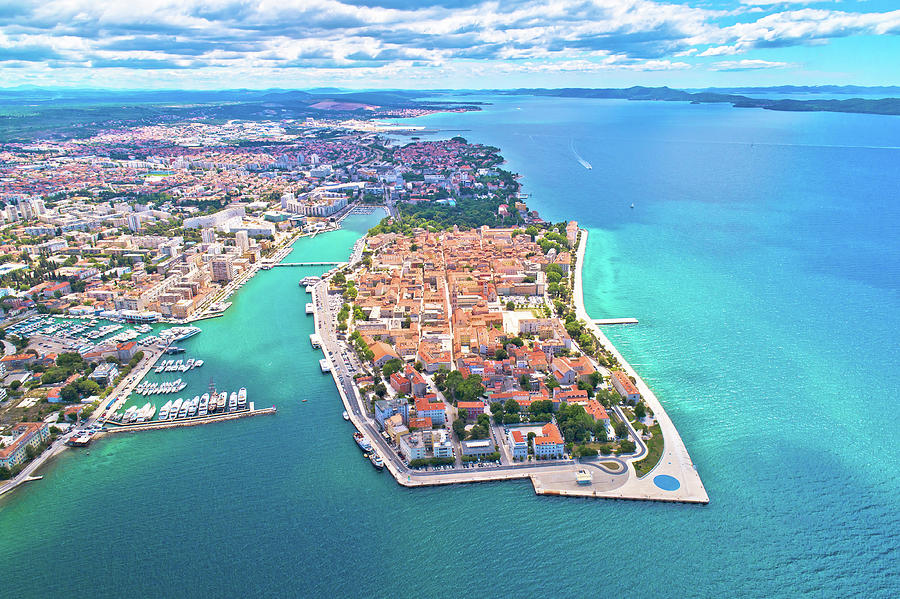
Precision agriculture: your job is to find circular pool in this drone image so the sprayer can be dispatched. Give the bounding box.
[653,474,681,491]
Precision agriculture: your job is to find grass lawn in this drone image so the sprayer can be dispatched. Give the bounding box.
[634,423,664,478]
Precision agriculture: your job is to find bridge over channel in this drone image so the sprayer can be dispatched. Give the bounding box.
[273,261,345,267]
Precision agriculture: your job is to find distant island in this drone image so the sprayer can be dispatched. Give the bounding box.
[492,86,900,116]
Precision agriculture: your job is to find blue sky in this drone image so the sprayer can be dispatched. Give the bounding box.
[0,0,898,89]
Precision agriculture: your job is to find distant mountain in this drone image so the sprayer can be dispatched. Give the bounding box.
[689,85,900,96]
[492,86,900,116]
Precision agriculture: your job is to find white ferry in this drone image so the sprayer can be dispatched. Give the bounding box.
[306,303,315,315]
[319,358,330,373]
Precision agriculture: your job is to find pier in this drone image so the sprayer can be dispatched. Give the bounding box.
[105,405,276,433]
[593,318,639,325]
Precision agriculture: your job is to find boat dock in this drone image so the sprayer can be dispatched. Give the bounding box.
[105,404,276,433]
[593,318,639,325]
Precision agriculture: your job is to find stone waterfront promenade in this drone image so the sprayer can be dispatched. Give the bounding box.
[315,236,709,504]
[572,229,709,503]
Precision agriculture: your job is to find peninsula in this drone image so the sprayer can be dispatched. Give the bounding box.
[0,101,706,503]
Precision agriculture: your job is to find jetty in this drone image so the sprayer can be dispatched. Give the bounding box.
[105,404,276,433]
[593,318,638,325]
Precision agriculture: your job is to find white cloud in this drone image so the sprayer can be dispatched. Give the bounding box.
[711,59,794,70]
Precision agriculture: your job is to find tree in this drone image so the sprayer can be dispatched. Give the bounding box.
[505,300,515,311]
[494,348,508,361]
[634,402,647,419]
[452,417,468,438]
[381,359,403,378]
[489,401,505,423]
[614,421,628,439]
[518,373,531,390]
[60,385,79,403]
[504,398,520,414]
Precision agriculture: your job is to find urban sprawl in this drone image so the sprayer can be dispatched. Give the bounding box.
[1,111,707,503]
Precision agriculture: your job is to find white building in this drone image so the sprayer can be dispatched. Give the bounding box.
[235,230,249,253]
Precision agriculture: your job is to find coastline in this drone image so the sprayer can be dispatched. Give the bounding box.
[317,228,709,503]
[573,229,709,503]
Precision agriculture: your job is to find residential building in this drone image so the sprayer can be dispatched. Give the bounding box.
[611,371,641,403]
[507,429,528,460]
[414,397,446,426]
[0,422,51,470]
[456,400,487,420]
[532,422,565,459]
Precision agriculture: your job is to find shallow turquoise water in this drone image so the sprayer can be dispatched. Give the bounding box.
[1,100,899,598]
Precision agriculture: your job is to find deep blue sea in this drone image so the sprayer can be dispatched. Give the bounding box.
[1,97,898,598]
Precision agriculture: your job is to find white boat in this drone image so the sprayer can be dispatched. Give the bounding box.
[194,360,204,368]
[306,303,314,315]
[164,326,201,342]
[229,392,237,411]
[177,399,189,418]
[342,411,349,421]
[216,392,227,411]
[237,388,247,409]
[320,358,330,373]
[137,402,152,422]
[169,398,183,420]
[159,400,172,420]
[199,394,209,416]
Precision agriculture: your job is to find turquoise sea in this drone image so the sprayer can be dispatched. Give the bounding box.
[1,97,899,598]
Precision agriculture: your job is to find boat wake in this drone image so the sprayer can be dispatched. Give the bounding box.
[570,138,592,170]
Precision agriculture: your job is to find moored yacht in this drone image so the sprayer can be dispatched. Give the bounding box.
[199,393,209,416]
[228,392,237,411]
[169,398,183,419]
[159,400,172,420]
[237,388,247,409]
